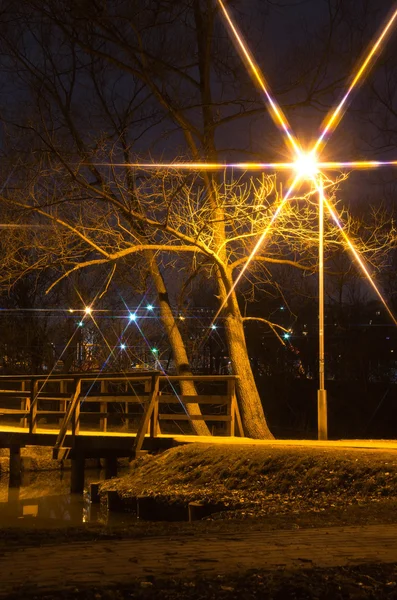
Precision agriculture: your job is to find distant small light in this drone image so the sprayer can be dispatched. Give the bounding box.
[179,315,185,321]
[283,333,290,340]
[85,306,92,315]
[120,343,126,350]
[151,347,158,353]
[78,321,84,327]
[280,306,285,311]
[146,304,154,311]
[129,313,137,321]
[69,309,74,313]
[211,324,217,330]
[391,350,394,353]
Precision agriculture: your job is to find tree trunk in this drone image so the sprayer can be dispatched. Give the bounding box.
[148,254,211,436]
[223,311,274,439]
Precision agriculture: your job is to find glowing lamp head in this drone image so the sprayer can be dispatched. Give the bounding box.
[84,306,92,315]
[146,304,154,311]
[294,151,318,179]
[120,343,126,350]
[129,313,137,322]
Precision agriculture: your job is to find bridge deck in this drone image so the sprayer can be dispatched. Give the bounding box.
[1,425,397,456]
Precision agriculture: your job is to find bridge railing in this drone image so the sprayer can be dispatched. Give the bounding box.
[0,372,242,456]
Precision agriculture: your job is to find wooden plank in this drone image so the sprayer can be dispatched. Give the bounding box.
[29,379,39,434]
[72,381,81,436]
[158,414,232,422]
[35,411,67,416]
[0,390,32,397]
[233,396,244,437]
[133,375,159,455]
[144,379,151,435]
[59,380,67,426]
[160,375,238,382]
[82,395,149,403]
[21,379,29,428]
[53,378,81,458]
[150,390,159,438]
[100,381,108,432]
[79,411,112,417]
[0,408,29,415]
[158,395,229,404]
[34,393,71,399]
[0,372,158,381]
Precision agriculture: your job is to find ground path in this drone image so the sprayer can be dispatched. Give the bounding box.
[1,524,397,596]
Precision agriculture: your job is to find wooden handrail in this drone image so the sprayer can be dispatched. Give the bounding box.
[53,378,81,458]
[0,372,243,455]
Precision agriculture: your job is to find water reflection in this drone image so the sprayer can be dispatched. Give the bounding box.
[0,469,111,528]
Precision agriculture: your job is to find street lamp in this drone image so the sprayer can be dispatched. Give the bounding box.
[294,155,327,440]
[317,179,327,440]
[125,0,397,442]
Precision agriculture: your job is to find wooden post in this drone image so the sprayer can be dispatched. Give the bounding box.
[188,502,206,522]
[150,376,159,439]
[53,379,83,459]
[70,457,85,493]
[59,380,67,427]
[132,375,159,457]
[124,380,129,430]
[9,446,22,487]
[71,378,81,436]
[100,380,108,432]
[29,379,38,434]
[226,379,235,437]
[144,378,151,435]
[20,380,30,428]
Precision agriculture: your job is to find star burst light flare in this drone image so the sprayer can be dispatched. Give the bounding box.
[117,1,397,330]
[98,0,397,441]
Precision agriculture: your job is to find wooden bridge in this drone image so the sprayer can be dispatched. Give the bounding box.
[0,372,242,491]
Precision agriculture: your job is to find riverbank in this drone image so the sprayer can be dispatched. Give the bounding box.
[98,442,397,519]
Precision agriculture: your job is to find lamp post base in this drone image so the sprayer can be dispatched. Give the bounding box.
[317,389,328,440]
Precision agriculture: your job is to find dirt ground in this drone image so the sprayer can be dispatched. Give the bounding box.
[1,522,397,599]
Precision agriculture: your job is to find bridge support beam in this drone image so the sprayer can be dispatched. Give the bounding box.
[70,457,85,494]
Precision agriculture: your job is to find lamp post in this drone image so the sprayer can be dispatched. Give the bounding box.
[317,177,327,440]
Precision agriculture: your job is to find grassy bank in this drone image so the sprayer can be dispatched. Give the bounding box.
[100,443,397,518]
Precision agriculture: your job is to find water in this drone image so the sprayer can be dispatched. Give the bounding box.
[0,469,131,528]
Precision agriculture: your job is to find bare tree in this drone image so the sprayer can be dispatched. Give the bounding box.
[0,0,394,438]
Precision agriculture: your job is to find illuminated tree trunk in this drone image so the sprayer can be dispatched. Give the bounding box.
[217,267,274,439]
[224,312,273,439]
[148,254,211,436]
